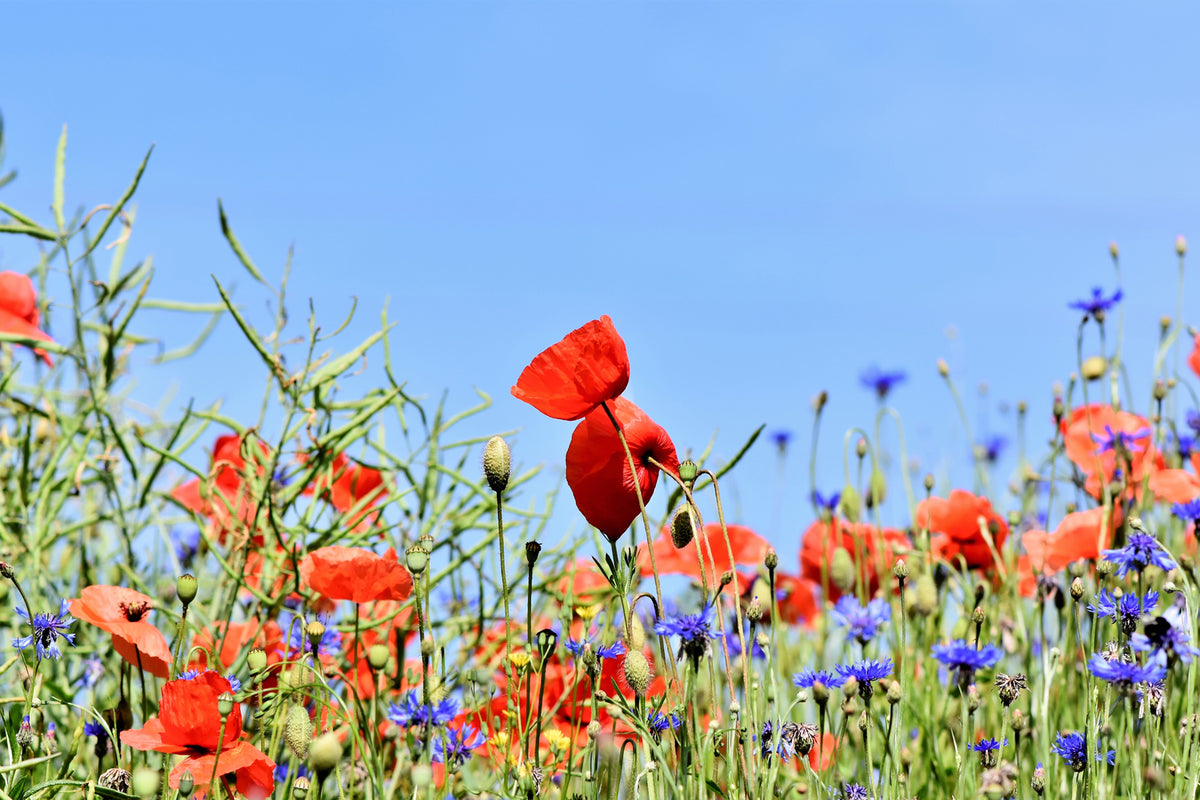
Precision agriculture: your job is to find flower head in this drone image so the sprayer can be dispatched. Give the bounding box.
[1052,731,1113,772]
[654,604,715,663]
[836,658,893,701]
[975,434,1007,465]
[432,723,485,768]
[1101,532,1177,577]
[1068,286,1123,319]
[387,690,460,728]
[564,636,626,661]
[0,271,55,365]
[566,397,679,543]
[792,668,848,690]
[1092,424,1151,455]
[970,737,1007,768]
[831,596,891,645]
[1089,589,1157,635]
[859,366,907,399]
[1173,498,1200,523]
[1130,615,1200,665]
[917,489,1008,571]
[298,546,413,604]
[70,586,172,678]
[1088,652,1167,689]
[512,315,630,421]
[811,489,841,515]
[13,600,76,661]
[930,640,1003,687]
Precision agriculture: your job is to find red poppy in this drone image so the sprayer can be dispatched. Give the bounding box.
[737,570,819,629]
[171,434,272,542]
[0,271,54,366]
[302,452,386,531]
[799,519,910,602]
[70,586,172,679]
[1060,404,1157,497]
[916,489,1008,571]
[564,397,679,543]
[552,560,613,606]
[1189,334,1200,380]
[190,619,285,672]
[1149,467,1200,504]
[639,523,771,587]
[807,731,838,771]
[299,546,413,604]
[121,671,275,799]
[511,315,630,421]
[1017,505,1120,596]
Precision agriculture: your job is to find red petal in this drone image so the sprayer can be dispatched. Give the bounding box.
[511,316,630,421]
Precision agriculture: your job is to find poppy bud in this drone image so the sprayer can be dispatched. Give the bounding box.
[293,777,310,798]
[812,390,828,413]
[247,648,267,674]
[411,764,433,788]
[176,574,198,606]
[286,703,313,760]
[368,643,390,671]
[887,681,902,705]
[1178,235,1188,256]
[1081,356,1106,381]
[525,540,542,567]
[305,621,325,651]
[1070,577,1084,601]
[404,545,428,575]
[839,485,862,523]
[587,720,601,740]
[310,731,342,777]
[678,460,698,484]
[937,358,950,377]
[764,549,778,570]
[830,548,856,593]
[178,771,194,798]
[623,649,651,697]
[1109,241,1119,259]
[719,570,734,589]
[131,767,160,799]
[893,559,909,584]
[217,692,235,717]
[483,436,511,493]
[914,574,938,617]
[670,504,699,549]
[865,469,886,508]
[628,615,645,650]
[923,473,935,493]
[421,636,435,657]
[855,438,868,459]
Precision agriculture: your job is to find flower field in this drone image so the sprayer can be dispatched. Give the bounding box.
[2,127,1200,800]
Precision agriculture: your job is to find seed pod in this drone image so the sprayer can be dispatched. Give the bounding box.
[286,704,313,760]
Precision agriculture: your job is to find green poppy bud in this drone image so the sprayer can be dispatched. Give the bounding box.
[483,435,511,493]
[623,650,651,697]
[309,731,343,777]
[839,484,862,523]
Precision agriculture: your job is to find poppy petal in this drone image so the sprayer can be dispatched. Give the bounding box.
[512,316,630,421]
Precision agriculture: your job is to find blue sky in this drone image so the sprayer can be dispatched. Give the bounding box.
[2,4,1199,561]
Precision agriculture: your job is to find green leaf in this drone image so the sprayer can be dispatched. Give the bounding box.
[218,199,270,287]
[212,275,278,376]
[0,223,56,242]
[52,125,66,231]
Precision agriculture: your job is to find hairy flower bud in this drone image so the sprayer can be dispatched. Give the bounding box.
[483,436,511,493]
[839,484,862,523]
[830,548,856,593]
[1081,356,1106,381]
[670,504,699,549]
[623,649,651,697]
[310,732,343,777]
[914,575,938,617]
[286,703,313,760]
[368,643,390,671]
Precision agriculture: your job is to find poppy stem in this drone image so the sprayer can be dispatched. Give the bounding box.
[494,490,514,666]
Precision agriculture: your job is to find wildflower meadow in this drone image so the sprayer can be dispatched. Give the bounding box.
[3,122,1200,800]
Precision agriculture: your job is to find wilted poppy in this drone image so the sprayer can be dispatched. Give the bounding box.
[121,671,274,799]
[639,523,771,586]
[171,434,272,542]
[302,452,386,530]
[0,271,54,366]
[511,315,630,421]
[799,519,910,602]
[565,397,679,542]
[70,586,172,679]
[299,546,413,605]
[917,489,1008,571]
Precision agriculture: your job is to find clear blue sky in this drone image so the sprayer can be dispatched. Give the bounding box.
[3,3,1199,562]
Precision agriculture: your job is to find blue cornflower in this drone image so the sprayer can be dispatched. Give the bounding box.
[286,616,342,657]
[1089,589,1158,635]
[1130,614,1200,665]
[226,673,243,692]
[831,596,891,645]
[432,723,485,768]
[77,655,105,689]
[759,721,801,763]
[1173,498,1200,524]
[564,636,626,661]
[654,604,715,663]
[1052,731,1113,772]
[647,710,683,735]
[860,366,906,399]
[1102,532,1177,577]
[975,434,1007,465]
[13,600,76,661]
[793,668,847,690]
[387,690,459,728]
[772,430,792,449]
[273,763,309,783]
[843,784,871,800]
[1092,424,1151,455]
[811,489,841,514]
[1088,653,1167,689]
[1189,410,1200,433]
[83,720,107,740]
[1068,286,1123,319]
[836,658,893,701]
[176,669,200,681]
[1172,431,1196,460]
[970,736,1007,768]
[171,526,201,566]
[930,640,1003,687]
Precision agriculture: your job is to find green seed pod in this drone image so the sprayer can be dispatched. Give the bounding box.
[176,574,198,605]
[217,692,235,718]
[247,648,267,674]
[865,469,887,509]
[1081,356,1106,381]
[178,771,194,799]
[293,777,310,798]
[677,460,698,484]
[367,643,390,671]
[483,436,511,493]
[405,545,429,575]
[286,704,313,761]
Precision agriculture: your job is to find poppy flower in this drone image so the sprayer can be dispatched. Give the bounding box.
[190,619,285,672]
[171,434,272,543]
[553,560,613,607]
[916,489,1008,571]
[1149,468,1200,504]
[121,671,274,799]
[302,452,386,531]
[1061,405,1157,496]
[1017,506,1121,597]
[299,546,413,605]
[639,523,771,587]
[799,519,910,602]
[565,397,679,543]
[0,271,54,366]
[1190,334,1200,381]
[511,315,630,421]
[70,586,172,679]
